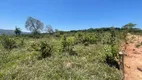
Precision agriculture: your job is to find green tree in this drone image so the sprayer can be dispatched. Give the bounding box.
[25,17,44,35]
[0,35,17,50]
[122,23,136,52]
[45,25,54,34]
[14,27,21,35]
[122,23,136,43]
[122,23,136,29]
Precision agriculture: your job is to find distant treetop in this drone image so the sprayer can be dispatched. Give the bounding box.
[122,23,136,29]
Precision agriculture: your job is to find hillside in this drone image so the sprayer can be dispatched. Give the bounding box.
[0,29,29,35]
[0,29,15,35]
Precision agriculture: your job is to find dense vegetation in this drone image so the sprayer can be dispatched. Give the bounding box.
[0,17,142,80]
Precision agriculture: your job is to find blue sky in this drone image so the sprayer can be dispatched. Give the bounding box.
[0,0,142,32]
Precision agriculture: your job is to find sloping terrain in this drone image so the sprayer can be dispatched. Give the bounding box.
[124,34,142,80]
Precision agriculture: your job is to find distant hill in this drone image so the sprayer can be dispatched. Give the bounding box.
[0,29,29,35]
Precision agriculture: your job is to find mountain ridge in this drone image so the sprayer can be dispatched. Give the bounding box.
[0,29,29,35]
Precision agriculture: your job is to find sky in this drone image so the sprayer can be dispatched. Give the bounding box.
[0,0,142,32]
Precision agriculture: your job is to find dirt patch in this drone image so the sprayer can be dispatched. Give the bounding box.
[123,34,142,80]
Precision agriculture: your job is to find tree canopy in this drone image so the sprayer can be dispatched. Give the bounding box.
[25,17,44,34]
[122,23,136,29]
[45,25,54,34]
[14,27,21,35]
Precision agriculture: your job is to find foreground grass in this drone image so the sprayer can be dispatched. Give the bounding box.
[0,36,121,80]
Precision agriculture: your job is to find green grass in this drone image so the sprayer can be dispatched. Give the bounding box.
[0,35,121,80]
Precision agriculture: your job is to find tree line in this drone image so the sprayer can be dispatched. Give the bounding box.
[14,16,141,36]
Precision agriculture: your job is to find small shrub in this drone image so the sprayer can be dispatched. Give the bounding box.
[60,35,77,55]
[104,45,119,69]
[135,42,142,48]
[39,41,53,58]
[75,32,83,44]
[75,32,97,44]
[30,41,53,58]
[136,44,141,48]
[101,32,111,44]
[0,35,17,50]
[61,36,75,52]
[61,35,67,52]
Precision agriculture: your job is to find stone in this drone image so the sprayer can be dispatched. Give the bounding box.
[137,66,142,72]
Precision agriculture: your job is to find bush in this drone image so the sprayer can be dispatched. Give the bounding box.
[61,35,67,52]
[104,45,119,69]
[39,41,53,58]
[101,32,111,44]
[61,36,75,52]
[75,32,83,43]
[30,41,53,58]
[103,30,120,69]
[75,32,97,44]
[82,33,97,44]
[0,35,17,50]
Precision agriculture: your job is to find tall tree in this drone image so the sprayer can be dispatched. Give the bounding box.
[14,27,21,35]
[122,23,136,29]
[25,17,44,35]
[45,25,54,34]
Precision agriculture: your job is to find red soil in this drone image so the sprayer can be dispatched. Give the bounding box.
[123,34,142,80]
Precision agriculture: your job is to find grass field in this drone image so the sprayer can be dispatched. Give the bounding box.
[0,31,122,80]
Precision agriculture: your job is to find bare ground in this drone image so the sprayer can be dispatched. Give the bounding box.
[123,34,142,80]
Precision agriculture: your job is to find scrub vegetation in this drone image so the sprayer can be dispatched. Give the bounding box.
[0,17,141,80]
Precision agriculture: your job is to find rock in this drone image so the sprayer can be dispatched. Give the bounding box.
[125,64,130,68]
[137,66,142,72]
[119,52,124,56]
